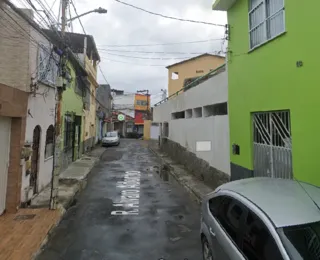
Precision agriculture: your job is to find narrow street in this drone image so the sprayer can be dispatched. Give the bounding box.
[37,139,201,260]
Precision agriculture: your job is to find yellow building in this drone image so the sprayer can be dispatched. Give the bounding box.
[166,53,225,96]
[134,93,150,134]
[64,32,100,151]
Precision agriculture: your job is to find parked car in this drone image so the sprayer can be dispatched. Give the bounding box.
[200,177,320,260]
[102,131,120,147]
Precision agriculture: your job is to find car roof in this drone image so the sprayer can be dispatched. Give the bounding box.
[216,178,320,228]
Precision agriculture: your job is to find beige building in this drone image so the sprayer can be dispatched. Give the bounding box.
[167,53,225,96]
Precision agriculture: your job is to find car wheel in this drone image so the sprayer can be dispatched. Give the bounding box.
[202,237,213,260]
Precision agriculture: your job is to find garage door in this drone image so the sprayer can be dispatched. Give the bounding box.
[0,116,11,215]
[150,125,159,140]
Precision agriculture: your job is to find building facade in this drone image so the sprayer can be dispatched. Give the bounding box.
[134,93,150,134]
[212,0,318,185]
[96,84,113,141]
[166,53,225,96]
[154,66,230,189]
[60,61,88,170]
[0,7,58,210]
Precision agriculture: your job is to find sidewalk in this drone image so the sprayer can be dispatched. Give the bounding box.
[148,140,213,203]
[0,146,106,260]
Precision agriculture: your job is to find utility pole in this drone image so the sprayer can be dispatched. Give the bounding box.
[50,0,68,210]
[161,89,167,100]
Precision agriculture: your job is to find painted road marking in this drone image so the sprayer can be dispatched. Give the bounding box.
[111,171,141,216]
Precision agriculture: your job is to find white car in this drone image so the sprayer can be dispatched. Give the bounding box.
[102,131,120,147]
[201,177,320,260]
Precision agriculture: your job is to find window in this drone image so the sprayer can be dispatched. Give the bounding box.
[214,196,245,244]
[185,109,192,119]
[171,111,185,120]
[242,210,283,260]
[193,107,202,118]
[38,44,58,85]
[203,102,228,117]
[171,72,179,80]
[106,132,117,137]
[249,0,285,49]
[136,100,148,106]
[45,125,54,159]
[279,221,320,260]
[196,70,204,73]
[209,196,225,216]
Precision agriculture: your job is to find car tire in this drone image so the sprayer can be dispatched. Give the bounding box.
[202,237,213,260]
[116,142,120,146]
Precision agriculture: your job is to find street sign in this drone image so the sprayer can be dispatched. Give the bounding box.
[118,114,125,121]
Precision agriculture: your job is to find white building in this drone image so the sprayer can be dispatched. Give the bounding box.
[153,65,230,189]
[21,17,58,203]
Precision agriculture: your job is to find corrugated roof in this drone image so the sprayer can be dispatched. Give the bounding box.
[166,53,225,69]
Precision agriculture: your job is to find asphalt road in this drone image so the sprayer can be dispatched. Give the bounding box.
[37,139,201,260]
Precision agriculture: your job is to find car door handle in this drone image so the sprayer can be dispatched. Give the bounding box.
[209,228,216,237]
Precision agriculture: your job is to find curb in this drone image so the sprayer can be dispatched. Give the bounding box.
[31,154,101,259]
[148,145,203,204]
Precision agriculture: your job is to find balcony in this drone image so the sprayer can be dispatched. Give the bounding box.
[84,55,97,80]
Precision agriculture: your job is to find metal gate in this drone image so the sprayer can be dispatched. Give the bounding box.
[253,111,293,179]
[0,117,11,215]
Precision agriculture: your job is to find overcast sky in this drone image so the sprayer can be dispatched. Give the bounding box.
[16,0,227,104]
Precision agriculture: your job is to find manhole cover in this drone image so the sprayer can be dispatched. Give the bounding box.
[81,157,92,161]
[14,214,36,221]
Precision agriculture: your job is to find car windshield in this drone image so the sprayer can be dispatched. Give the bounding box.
[278,221,320,260]
[106,132,117,137]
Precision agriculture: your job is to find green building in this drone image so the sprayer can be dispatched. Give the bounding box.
[213,0,319,185]
[60,59,89,170]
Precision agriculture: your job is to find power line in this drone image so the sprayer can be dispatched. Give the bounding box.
[97,38,225,47]
[102,58,166,67]
[98,49,218,55]
[101,52,193,60]
[70,0,86,34]
[98,64,110,85]
[113,0,226,27]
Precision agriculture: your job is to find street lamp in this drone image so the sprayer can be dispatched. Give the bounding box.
[65,7,107,23]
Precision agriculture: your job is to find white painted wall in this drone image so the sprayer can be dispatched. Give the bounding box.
[153,70,230,175]
[112,93,135,118]
[21,84,56,202]
[21,27,56,202]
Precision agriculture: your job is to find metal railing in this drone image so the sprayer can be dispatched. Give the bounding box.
[154,63,226,107]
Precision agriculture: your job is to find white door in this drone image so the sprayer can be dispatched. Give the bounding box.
[150,125,159,140]
[0,116,11,215]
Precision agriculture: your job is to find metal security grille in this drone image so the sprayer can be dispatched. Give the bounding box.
[253,111,292,179]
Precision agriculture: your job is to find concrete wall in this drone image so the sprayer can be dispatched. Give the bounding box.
[143,120,151,140]
[0,7,31,91]
[154,70,230,185]
[167,55,225,96]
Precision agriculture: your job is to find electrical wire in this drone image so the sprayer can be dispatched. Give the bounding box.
[98,64,110,85]
[70,0,86,34]
[101,52,193,60]
[102,58,166,67]
[98,49,219,55]
[113,0,225,27]
[97,38,225,47]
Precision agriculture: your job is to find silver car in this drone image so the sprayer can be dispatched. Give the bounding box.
[200,177,320,260]
[102,131,120,147]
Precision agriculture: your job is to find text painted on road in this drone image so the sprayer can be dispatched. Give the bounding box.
[111,171,141,216]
